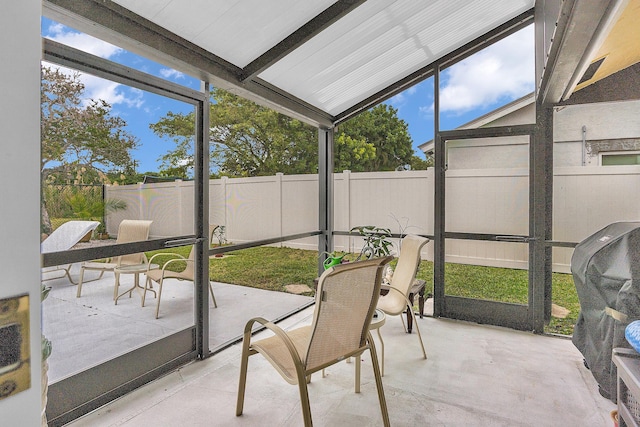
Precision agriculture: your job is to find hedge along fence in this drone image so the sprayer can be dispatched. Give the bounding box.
[104,167,640,273]
[43,184,104,230]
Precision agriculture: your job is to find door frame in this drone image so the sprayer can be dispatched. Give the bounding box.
[42,39,210,425]
[433,123,550,332]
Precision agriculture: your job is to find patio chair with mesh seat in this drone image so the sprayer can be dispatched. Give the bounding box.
[76,219,153,299]
[377,234,430,363]
[142,245,218,319]
[236,255,393,427]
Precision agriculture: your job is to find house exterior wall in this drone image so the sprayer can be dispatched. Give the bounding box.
[431,98,640,169]
[483,101,536,127]
[0,1,44,425]
[554,99,640,166]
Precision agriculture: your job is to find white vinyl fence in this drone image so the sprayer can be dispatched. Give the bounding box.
[106,166,640,274]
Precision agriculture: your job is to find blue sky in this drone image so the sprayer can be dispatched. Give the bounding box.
[42,18,534,174]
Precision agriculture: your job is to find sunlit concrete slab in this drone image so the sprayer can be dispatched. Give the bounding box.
[42,263,313,382]
[64,303,615,426]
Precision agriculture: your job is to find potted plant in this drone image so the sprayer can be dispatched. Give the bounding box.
[350,225,394,260]
[95,222,110,240]
[210,225,228,258]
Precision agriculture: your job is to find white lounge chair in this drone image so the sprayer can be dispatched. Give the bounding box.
[41,220,100,284]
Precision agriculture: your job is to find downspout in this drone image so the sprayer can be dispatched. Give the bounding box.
[582,125,586,166]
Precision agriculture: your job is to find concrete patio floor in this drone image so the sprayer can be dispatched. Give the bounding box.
[42,263,313,382]
[53,266,616,427]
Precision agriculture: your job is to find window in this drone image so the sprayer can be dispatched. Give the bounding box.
[601,151,640,166]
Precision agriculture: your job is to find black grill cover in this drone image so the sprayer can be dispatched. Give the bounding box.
[571,221,640,401]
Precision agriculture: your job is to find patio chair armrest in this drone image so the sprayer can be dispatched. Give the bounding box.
[386,286,416,306]
[159,257,192,273]
[242,317,303,366]
[147,252,187,270]
[83,257,113,265]
[147,252,186,264]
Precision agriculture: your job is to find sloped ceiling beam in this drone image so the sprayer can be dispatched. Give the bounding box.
[240,0,366,81]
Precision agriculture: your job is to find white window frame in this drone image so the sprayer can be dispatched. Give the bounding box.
[599,150,640,166]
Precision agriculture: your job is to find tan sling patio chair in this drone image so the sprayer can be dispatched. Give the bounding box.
[377,234,430,363]
[76,219,153,299]
[142,245,218,319]
[236,256,393,427]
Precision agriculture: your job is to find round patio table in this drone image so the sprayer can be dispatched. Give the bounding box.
[114,263,159,304]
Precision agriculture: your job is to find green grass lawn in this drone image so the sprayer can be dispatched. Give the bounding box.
[147,246,580,336]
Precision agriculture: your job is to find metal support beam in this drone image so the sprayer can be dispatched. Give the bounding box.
[196,82,210,358]
[318,127,334,276]
[433,66,445,317]
[240,0,366,80]
[530,100,554,332]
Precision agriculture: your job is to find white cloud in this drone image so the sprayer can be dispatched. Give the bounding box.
[419,104,433,117]
[438,26,534,114]
[388,82,421,108]
[389,92,407,106]
[43,24,144,110]
[45,23,122,59]
[83,76,144,108]
[159,68,185,80]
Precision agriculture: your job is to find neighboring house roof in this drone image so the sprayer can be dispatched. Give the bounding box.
[418,92,535,155]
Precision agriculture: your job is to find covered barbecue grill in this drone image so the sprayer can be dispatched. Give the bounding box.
[571,221,640,402]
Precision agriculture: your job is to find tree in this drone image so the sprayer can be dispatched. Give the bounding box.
[41,66,138,184]
[409,154,433,170]
[151,111,196,178]
[151,88,416,176]
[151,89,317,177]
[41,66,138,232]
[334,134,376,172]
[335,104,414,171]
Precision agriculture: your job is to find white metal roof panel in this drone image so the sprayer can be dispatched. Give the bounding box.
[112,0,337,68]
[76,0,534,120]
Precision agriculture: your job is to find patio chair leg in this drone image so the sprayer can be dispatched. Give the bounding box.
[376,326,385,377]
[76,266,85,298]
[113,272,121,302]
[236,334,252,416]
[142,276,151,307]
[368,332,390,427]
[64,265,78,285]
[409,307,427,359]
[155,279,164,318]
[209,281,218,308]
[297,374,313,426]
[400,310,408,333]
